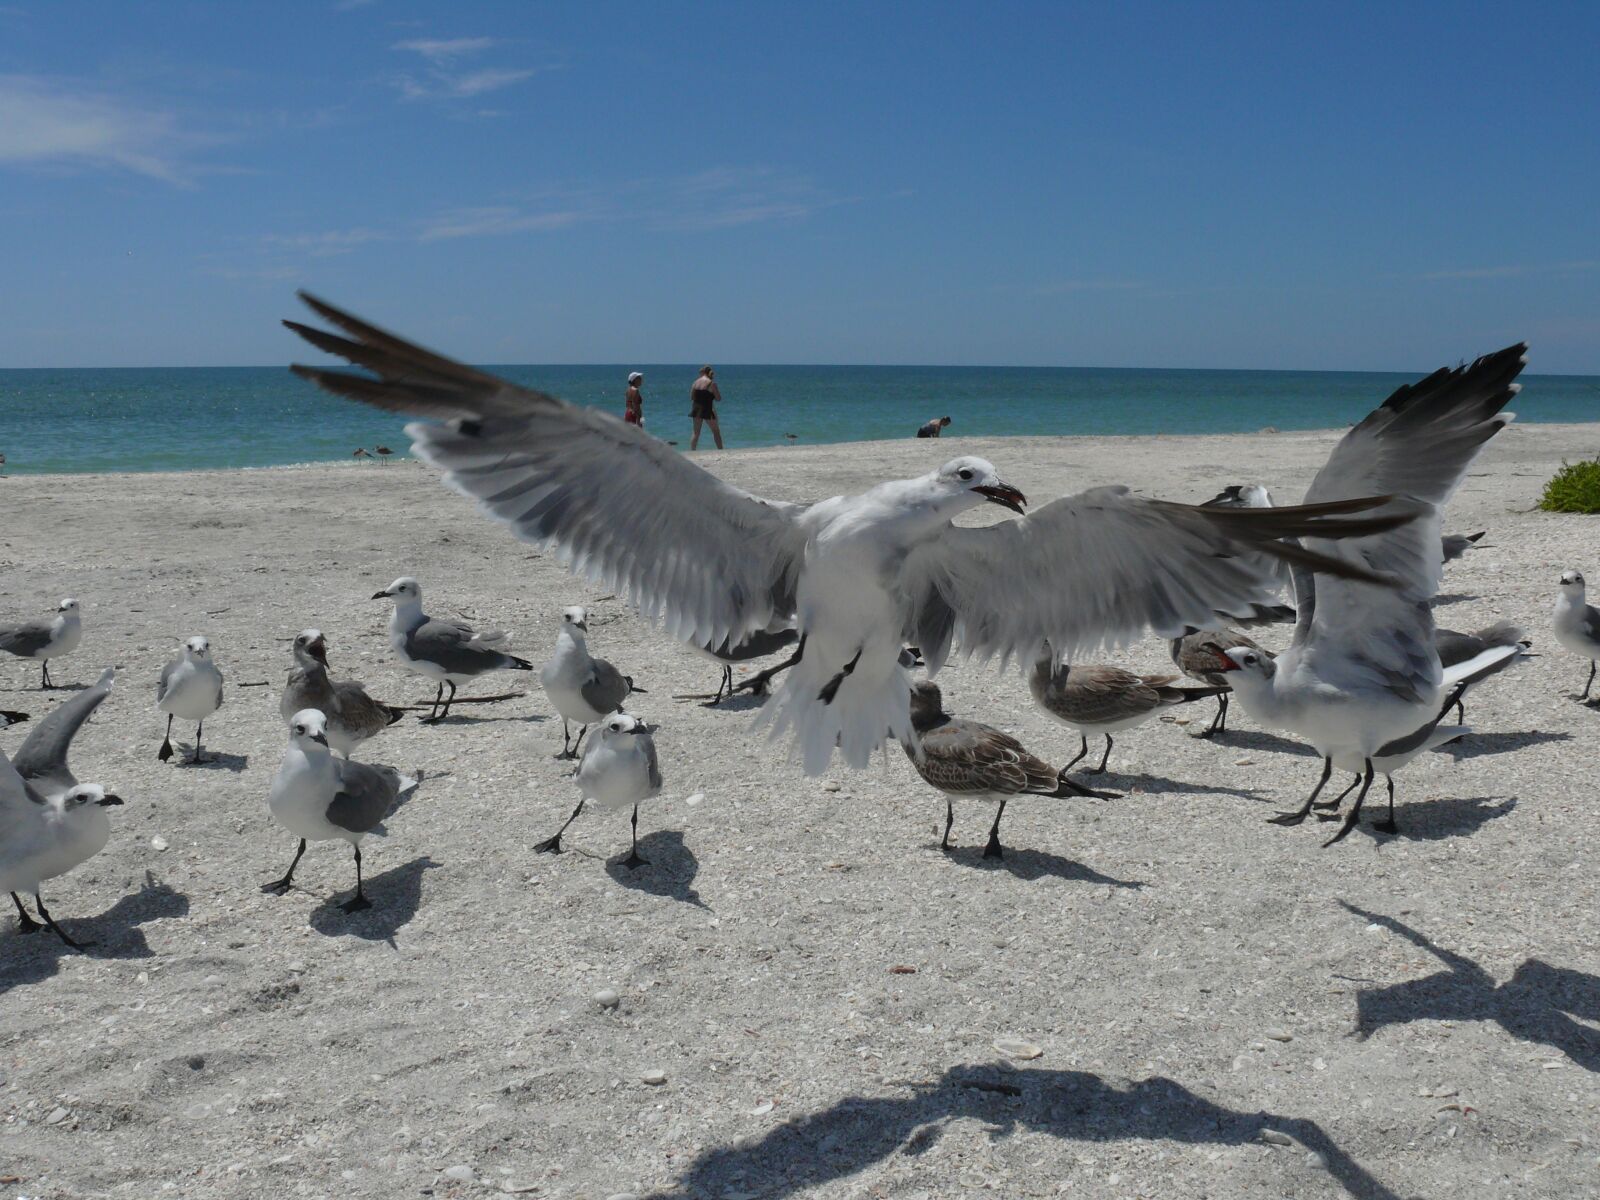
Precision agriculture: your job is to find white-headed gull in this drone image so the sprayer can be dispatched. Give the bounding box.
[0,598,82,689]
[157,636,224,764]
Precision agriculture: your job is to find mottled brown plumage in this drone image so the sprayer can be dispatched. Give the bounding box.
[1029,657,1228,772]
[1169,629,1271,737]
[905,681,1112,858]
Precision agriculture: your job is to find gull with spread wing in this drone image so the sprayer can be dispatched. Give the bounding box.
[285,295,1416,776]
[1209,344,1528,844]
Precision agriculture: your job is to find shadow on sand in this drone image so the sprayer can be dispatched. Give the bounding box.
[0,873,189,995]
[605,830,707,909]
[1340,902,1600,1072]
[936,843,1144,888]
[638,1062,1402,1200]
[308,855,439,944]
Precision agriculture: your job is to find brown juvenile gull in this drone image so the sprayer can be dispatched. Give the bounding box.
[1168,629,1272,737]
[905,680,1114,859]
[1029,658,1228,773]
[284,294,1418,776]
[282,629,406,757]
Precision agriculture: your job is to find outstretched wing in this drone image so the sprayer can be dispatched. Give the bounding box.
[0,748,47,847]
[13,666,115,797]
[285,295,809,649]
[1293,344,1525,700]
[897,486,1414,672]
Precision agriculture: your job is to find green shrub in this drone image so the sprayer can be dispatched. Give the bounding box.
[1540,457,1600,513]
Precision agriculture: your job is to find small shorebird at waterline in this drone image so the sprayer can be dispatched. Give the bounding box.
[0,598,83,690]
[541,607,643,757]
[262,709,420,912]
[156,637,225,764]
[1029,658,1227,773]
[371,577,533,722]
[1554,569,1600,705]
[285,293,1417,777]
[905,680,1114,859]
[282,629,406,757]
[536,711,661,868]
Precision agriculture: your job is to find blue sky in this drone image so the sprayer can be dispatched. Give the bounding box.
[1,1,1597,371]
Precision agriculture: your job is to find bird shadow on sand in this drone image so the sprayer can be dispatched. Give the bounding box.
[636,1062,1402,1200]
[605,830,708,909]
[1339,901,1600,1073]
[937,844,1144,888]
[1430,592,1479,607]
[1103,771,1264,801]
[1203,728,1320,759]
[169,749,250,774]
[0,873,190,995]
[308,856,438,945]
[1353,796,1517,843]
[1444,730,1572,761]
[684,693,769,713]
[417,711,546,727]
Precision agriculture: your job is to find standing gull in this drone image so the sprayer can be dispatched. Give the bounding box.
[285,295,1421,775]
[536,711,661,868]
[372,577,533,721]
[1169,630,1271,737]
[687,621,799,705]
[262,709,420,911]
[157,636,225,764]
[0,598,82,689]
[1207,344,1527,844]
[1441,530,1487,563]
[1554,570,1600,704]
[2,667,122,947]
[1435,621,1532,721]
[906,680,1114,859]
[540,606,644,757]
[1029,657,1228,773]
[282,629,406,756]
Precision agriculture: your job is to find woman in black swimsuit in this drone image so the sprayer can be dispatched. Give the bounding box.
[689,365,724,450]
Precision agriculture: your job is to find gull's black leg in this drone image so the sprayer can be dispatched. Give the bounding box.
[34,891,90,950]
[261,838,307,894]
[622,804,648,869]
[731,637,806,698]
[1269,756,1333,826]
[433,680,456,720]
[191,721,207,765]
[1086,735,1113,775]
[1584,660,1597,701]
[1323,761,1376,846]
[703,665,734,707]
[1313,774,1361,812]
[940,797,955,851]
[158,713,175,762]
[1217,692,1230,733]
[817,647,864,704]
[571,724,589,756]
[1062,736,1089,772]
[556,719,574,759]
[11,891,42,934]
[982,800,1007,860]
[41,660,56,689]
[1455,696,1466,722]
[1371,777,1399,834]
[341,845,372,912]
[536,800,585,854]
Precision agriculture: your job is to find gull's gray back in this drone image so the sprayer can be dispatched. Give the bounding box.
[581,657,632,716]
[408,617,511,676]
[326,760,407,833]
[0,619,52,658]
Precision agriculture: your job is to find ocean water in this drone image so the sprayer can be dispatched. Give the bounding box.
[1,363,1596,475]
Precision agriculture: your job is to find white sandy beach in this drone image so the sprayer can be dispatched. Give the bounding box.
[3,421,1600,1199]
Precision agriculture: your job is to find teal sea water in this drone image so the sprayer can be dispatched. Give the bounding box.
[2,363,1597,475]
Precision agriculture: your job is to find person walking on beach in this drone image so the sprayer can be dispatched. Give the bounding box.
[917,416,952,438]
[624,372,645,426]
[689,365,723,450]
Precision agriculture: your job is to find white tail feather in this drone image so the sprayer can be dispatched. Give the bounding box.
[755,645,913,775]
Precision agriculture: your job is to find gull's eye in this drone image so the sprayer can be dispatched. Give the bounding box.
[957,468,974,481]
[294,725,305,734]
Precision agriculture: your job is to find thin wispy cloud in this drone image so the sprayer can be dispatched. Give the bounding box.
[392,36,495,61]
[390,36,535,100]
[1416,260,1600,282]
[0,74,211,184]
[419,205,595,241]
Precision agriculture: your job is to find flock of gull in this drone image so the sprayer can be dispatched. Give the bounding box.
[3,294,1598,950]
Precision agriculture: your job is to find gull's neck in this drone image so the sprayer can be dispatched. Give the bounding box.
[390,596,425,633]
[556,627,589,656]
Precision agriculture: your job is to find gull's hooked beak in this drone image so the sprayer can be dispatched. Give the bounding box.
[629,723,655,736]
[371,589,392,600]
[308,636,329,666]
[97,793,124,806]
[973,482,1027,515]
[310,732,329,747]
